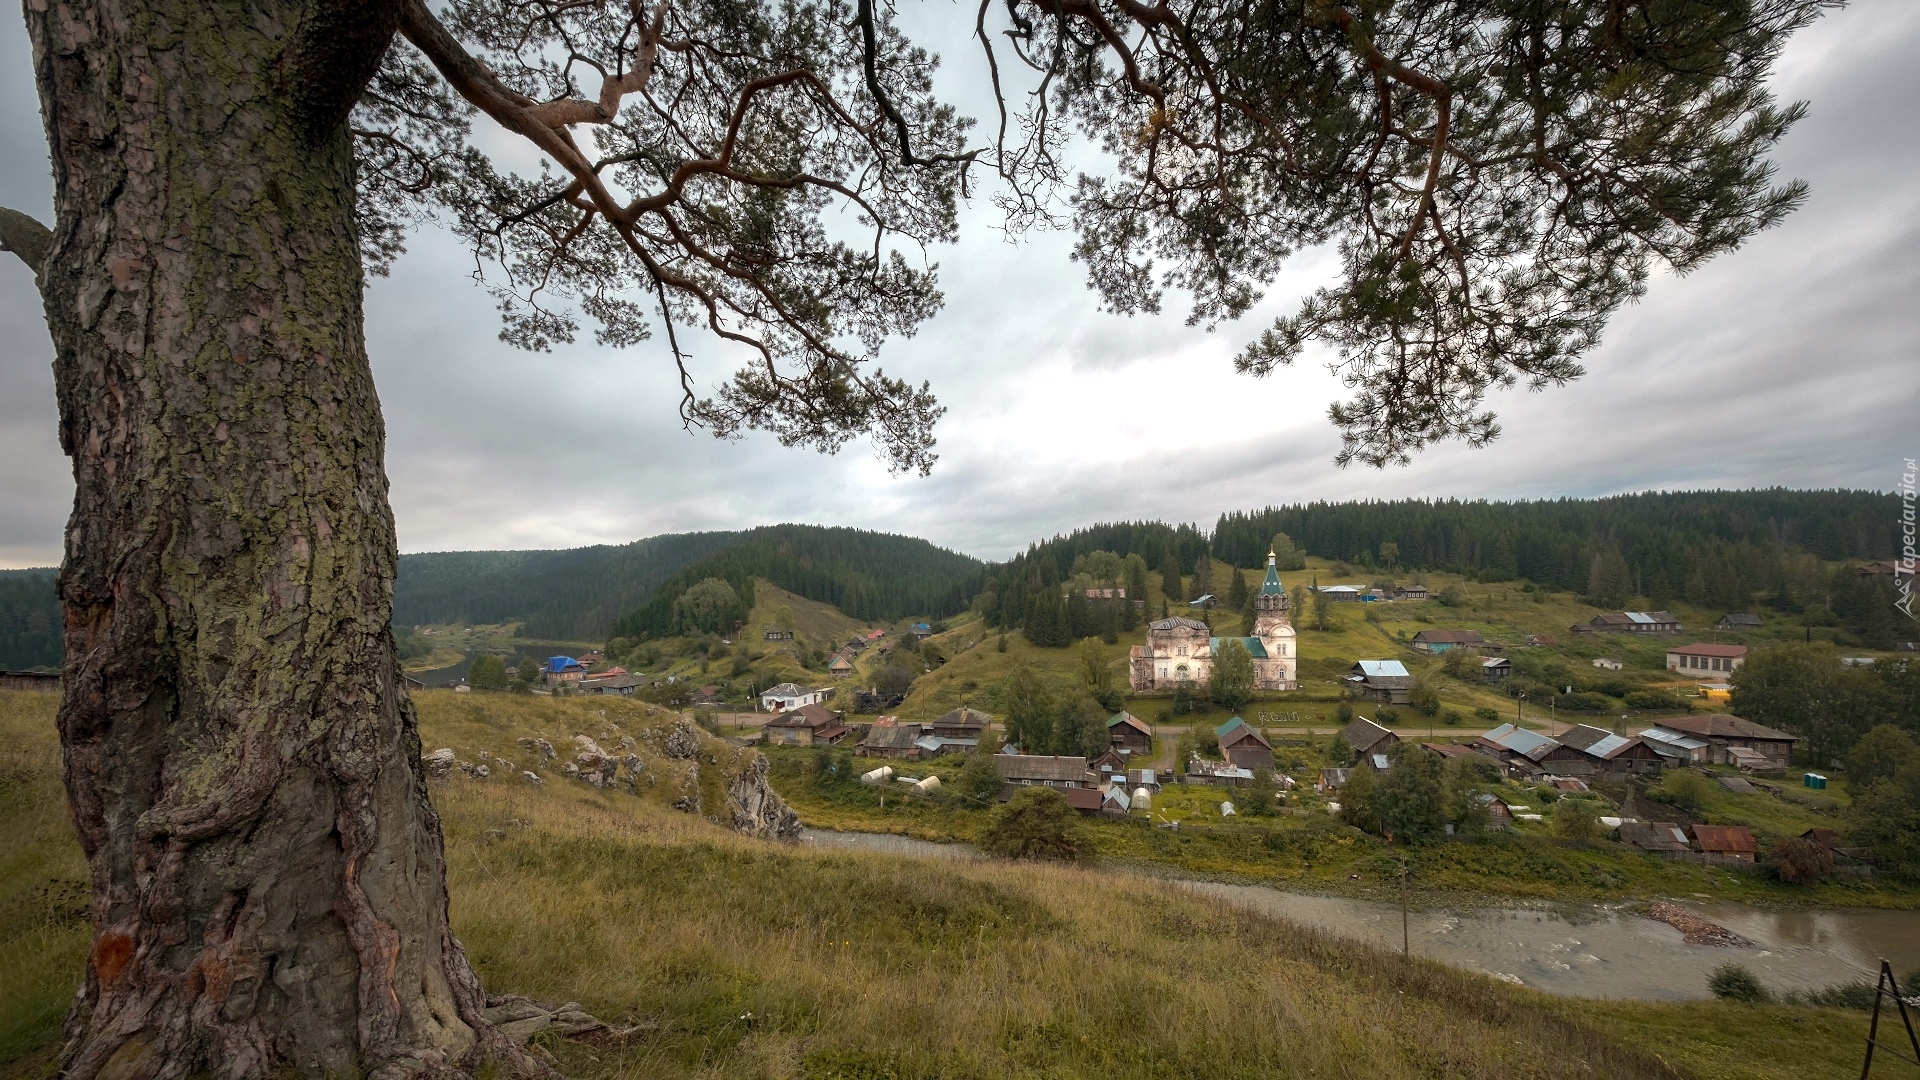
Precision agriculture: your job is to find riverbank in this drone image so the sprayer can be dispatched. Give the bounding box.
[800,827,1920,1004]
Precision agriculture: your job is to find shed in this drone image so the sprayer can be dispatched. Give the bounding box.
[1060,787,1105,814]
[1715,613,1764,630]
[1106,711,1154,752]
[1476,723,1590,777]
[1688,824,1758,862]
[1619,822,1692,853]
[995,754,1096,791]
[1340,716,1399,759]
[1558,724,1666,776]
[1346,660,1415,704]
[1471,792,1513,829]
[1185,758,1255,786]
[930,707,992,740]
[1640,726,1712,765]
[1215,716,1274,772]
[1411,629,1486,654]
[859,720,925,760]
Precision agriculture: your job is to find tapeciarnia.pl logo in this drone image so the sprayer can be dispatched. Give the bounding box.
[1898,458,1917,621]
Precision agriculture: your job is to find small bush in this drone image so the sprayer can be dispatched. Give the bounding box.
[1473,706,1501,725]
[1441,709,1464,726]
[980,787,1083,861]
[1768,835,1834,885]
[1551,800,1601,841]
[1708,963,1771,1003]
[1785,981,1877,1009]
[1624,689,1685,711]
[1559,691,1614,712]
[1651,769,1712,811]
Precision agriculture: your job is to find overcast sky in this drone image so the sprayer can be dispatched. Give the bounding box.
[2,3,1916,568]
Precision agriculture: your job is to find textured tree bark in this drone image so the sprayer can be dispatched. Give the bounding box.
[24,1,520,1075]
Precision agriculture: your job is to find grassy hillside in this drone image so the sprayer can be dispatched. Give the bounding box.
[3,689,1906,1080]
[746,580,877,660]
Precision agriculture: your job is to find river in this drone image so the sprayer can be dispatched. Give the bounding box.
[797,828,1920,1001]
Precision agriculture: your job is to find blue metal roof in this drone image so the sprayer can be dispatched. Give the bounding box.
[1354,659,1409,678]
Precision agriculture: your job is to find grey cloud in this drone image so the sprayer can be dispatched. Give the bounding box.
[1,2,1916,568]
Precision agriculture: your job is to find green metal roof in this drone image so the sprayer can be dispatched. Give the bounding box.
[1215,716,1248,738]
[1261,552,1284,594]
[1210,636,1267,659]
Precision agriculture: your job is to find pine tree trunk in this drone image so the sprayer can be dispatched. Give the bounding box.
[26,1,519,1075]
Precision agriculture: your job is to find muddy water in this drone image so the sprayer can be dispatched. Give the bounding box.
[800,829,1920,1001]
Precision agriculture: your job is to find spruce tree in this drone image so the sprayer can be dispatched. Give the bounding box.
[1193,554,1215,599]
[1124,555,1151,607]
[1161,550,1186,604]
[1066,590,1095,640]
[1227,568,1251,612]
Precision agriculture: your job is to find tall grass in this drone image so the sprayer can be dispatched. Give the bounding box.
[1,689,1906,1079]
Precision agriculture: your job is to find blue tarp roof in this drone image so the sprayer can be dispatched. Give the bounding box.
[547,656,584,673]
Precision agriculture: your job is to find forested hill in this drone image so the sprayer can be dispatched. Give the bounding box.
[1212,489,1898,605]
[610,525,986,640]
[0,569,61,671]
[977,489,1900,634]
[394,530,742,640]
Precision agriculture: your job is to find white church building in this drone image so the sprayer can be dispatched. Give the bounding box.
[1129,551,1297,691]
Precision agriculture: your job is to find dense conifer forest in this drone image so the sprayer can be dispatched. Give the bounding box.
[1212,490,1898,600]
[982,490,1908,647]
[0,569,61,670]
[610,525,987,640]
[392,530,743,639]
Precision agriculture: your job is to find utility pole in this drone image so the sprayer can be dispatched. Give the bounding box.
[1400,854,1410,960]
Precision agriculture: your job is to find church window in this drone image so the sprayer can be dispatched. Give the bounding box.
[1177,646,1188,656]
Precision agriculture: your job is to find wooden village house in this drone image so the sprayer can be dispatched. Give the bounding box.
[765,702,849,747]
[1345,661,1414,705]
[1215,716,1274,772]
[1106,711,1154,753]
[1650,714,1798,769]
[1555,724,1666,777]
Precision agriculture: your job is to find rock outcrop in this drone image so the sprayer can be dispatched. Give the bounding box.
[727,754,801,840]
[426,710,799,842]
